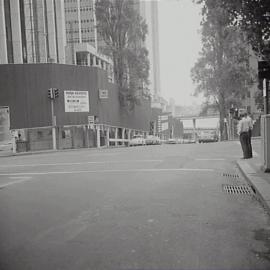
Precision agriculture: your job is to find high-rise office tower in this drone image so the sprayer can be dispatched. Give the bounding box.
[0,0,66,64]
[139,0,161,101]
[64,0,113,82]
[64,0,98,64]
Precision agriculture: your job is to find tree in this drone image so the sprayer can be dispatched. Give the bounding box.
[195,0,270,60]
[191,1,254,139]
[95,0,149,110]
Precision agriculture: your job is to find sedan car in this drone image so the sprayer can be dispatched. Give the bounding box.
[129,135,146,146]
[166,138,177,144]
[145,135,161,145]
[198,130,218,143]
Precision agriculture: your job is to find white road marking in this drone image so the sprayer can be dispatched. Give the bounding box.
[195,158,225,161]
[0,168,214,176]
[0,160,162,168]
[86,153,119,157]
[9,176,33,180]
[0,177,33,189]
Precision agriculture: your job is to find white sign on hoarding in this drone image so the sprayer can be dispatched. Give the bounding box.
[64,91,89,112]
[99,89,108,99]
[88,115,95,125]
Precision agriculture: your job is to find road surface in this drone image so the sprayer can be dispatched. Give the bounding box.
[0,140,270,270]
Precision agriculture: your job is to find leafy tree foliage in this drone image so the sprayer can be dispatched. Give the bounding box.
[191,0,254,139]
[95,0,149,110]
[196,0,270,60]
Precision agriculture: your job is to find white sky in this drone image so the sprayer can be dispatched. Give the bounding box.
[158,0,204,106]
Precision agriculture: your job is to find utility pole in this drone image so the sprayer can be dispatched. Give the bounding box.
[258,60,270,171]
[263,78,269,114]
[48,88,59,150]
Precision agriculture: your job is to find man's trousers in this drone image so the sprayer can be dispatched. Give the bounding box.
[240,132,250,159]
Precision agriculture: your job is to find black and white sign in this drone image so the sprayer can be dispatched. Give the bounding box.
[64,91,89,112]
[88,115,95,125]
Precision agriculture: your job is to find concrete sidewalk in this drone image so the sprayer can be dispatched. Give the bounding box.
[237,137,270,213]
[0,144,125,158]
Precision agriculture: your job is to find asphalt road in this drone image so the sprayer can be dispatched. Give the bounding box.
[0,141,270,270]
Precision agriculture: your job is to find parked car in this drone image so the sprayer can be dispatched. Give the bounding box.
[145,135,161,145]
[166,138,177,144]
[198,130,218,143]
[129,135,146,146]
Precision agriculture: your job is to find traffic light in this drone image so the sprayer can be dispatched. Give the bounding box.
[54,88,59,98]
[234,108,239,119]
[48,88,59,99]
[48,88,54,99]
[258,60,270,79]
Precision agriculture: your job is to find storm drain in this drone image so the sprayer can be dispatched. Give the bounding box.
[222,173,239,178]
[222,184,253,195]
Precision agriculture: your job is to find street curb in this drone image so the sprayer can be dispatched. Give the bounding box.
[0,145,130,158]
[236,159,270,214]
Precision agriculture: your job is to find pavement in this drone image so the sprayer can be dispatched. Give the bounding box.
[237,137,270,214]
[0,143,112,157]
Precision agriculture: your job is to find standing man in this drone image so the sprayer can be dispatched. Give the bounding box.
[247,113,253,158]
[237,113,251,159]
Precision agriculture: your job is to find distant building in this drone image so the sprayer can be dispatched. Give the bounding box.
[179,116,220,142]
[0,0,66,64]
[138,0,162,105]
[165,98,176,116]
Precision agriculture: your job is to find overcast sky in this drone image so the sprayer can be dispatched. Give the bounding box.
[158,0,204,106]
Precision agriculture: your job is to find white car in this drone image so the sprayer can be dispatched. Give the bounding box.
[129,135,146,146]
[166,138,177,144]
[145,135,161,145]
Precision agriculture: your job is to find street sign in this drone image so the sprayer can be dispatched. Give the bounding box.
[99,89,108,99]
[88,115,95,125]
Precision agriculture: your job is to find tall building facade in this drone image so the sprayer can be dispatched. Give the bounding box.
[64,0,97,48]
[64,0,98,64]
[139,0,162,102]
[0,0,66,64]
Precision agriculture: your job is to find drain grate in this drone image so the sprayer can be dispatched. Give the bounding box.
[222,173,239,178]
[223,184,253,195]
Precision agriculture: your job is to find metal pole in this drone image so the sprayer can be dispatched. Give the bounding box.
[228,115,231,140]
[264,79,269,115]
[96,125,100,148]
[51,99,57,150]
[232,118,234,140]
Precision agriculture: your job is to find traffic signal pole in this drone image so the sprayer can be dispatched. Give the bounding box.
[258,61,270,171]
[48,88,59,150]
[51,98,57,150]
